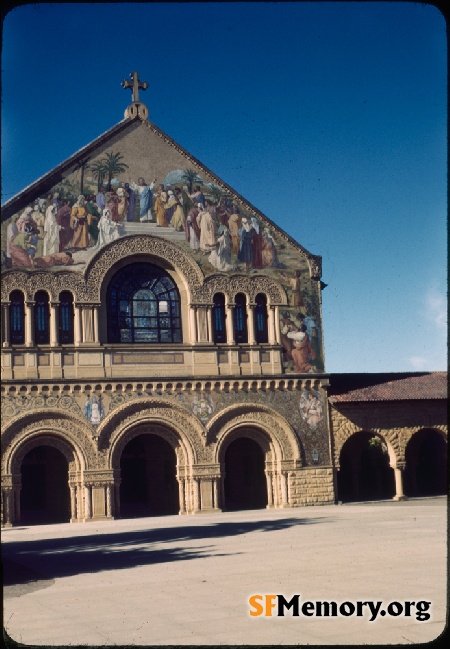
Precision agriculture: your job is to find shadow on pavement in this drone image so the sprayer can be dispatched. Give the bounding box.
[3,515,328,586]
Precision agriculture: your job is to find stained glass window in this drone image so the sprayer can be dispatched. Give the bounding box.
[213,293,227,343]
[59,291,74,344]
[234,293,248,343]
[10,290,25,345]
[34,291,50,345]
[107,263,182,344]
[254,293,268,343]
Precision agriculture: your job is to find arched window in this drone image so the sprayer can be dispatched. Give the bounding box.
[107,262,182,344]
[9,290,25,345]
[212,293,227,343]
[59,291,74,344]
[254,293,268,343]
[234,293,248,343]
[34,291,50,345]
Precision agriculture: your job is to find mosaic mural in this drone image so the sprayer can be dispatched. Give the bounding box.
[1,128,323,373]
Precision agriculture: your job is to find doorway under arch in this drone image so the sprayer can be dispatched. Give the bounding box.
[20,445,70,524]
[223,437,268,511]
[119,434,179,518]
[404,429,447,497]
[337,432,395,503]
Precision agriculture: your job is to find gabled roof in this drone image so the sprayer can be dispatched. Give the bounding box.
[328,372,447,403]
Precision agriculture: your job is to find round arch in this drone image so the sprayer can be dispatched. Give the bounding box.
[404,428,447,497]
[336,430,396,503]
[2,411,92,476]
[207,403,301,465]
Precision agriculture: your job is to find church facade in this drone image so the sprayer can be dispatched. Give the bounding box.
[1,75,447,526]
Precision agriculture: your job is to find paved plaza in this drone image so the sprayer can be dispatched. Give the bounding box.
[3,498,447,646]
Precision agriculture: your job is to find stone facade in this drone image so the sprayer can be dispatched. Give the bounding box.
[1,87,447,526]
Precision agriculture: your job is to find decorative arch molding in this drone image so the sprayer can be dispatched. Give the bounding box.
[1,411,92,476]
[206,403,301,464]
[98,398,206,470]
[1,269,85,302]
[84,234,205,302]
[203,274,287,304]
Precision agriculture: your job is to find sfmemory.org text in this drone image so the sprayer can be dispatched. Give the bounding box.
[248,595,431,622]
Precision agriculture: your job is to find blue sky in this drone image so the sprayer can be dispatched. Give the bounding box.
[1,2,447,373]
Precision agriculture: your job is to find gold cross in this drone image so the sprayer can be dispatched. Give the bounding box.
[121,72,148,103]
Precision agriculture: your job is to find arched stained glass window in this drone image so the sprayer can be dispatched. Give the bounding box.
[107,263,182,344]
[10,290,25,345]
[234,293,248,344]
[34,291,50,345]
[59,291,74,344]
[254,293,268,343]
[212,293,227,343]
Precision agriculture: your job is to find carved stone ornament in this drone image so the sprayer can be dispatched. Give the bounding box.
[2,412,96,475]
[206,402,301,463]
[97,397,208,469]
[203,274,287,304]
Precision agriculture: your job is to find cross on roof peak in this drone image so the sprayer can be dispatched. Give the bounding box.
[122,72,148,103]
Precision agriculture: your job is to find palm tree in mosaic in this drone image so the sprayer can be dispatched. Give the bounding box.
[74,157,91,195]
[102,152,129,191]
[91,159,108,193]
[181,168,203,193]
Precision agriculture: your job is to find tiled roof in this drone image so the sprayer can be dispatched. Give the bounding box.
[328,372,447,403]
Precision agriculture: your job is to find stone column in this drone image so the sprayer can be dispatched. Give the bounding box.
[74,305,82,345]
[50,302,59,347]
[189,306,198,343]
[225,305,235,344]
[106,485,113,517]
[248,305,256,345]
[85,485,92,520]
[82,306,94,343]
[393,467,406,501]
[206,306,213,343]
[274,306,281,344]
[268,306,276,345]
[70,485,77,522]
[193,478,201,512]
[3,490,13,526]
[178,479,186,514]
[212,478,218,510]
[280,472,290,507]
[25,301,34,347]
[2,303,10,348]
[93,305,100,344]
[266,471,274,508]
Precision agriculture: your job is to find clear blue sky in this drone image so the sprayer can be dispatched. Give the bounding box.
[1,2,447,373]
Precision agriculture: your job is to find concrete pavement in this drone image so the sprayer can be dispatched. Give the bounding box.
[3,498,447,646]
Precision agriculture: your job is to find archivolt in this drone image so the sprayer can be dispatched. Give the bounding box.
[2,410,92,475]
[206,403,301,464]
[97,398,205,470]
[83,234,205,301]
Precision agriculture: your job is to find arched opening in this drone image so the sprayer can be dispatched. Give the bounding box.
[9,290,25,345]
[212,293,227,343]
[107,262,182,344]
[254,293,268,343]
[59,291,74,344]
[233,293,248,343]
[404,430,447,497]
[34,291,50,345]
[119,434,179,518]
[337,432,395,503]
[20,445,70,524]
[224,437,267,511]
